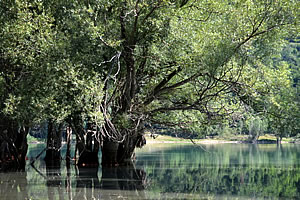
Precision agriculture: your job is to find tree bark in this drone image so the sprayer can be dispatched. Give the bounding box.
[102,140,119,166]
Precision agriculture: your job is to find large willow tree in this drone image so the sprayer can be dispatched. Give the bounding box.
[92,0,298,165]
[0,0,298,169]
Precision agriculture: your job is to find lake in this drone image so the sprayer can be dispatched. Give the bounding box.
[0,143,299,199]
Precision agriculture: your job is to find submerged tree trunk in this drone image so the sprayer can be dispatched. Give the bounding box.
[101,133,145,166]
[44,121,62,162]
[102,140,119,166]
[0,116,29,171]
[72,117,100,167]
[66,126,72,167]
[15,126,29,170]
[117,134,145,164]
[99,3,151,166]
[276,136,282,144]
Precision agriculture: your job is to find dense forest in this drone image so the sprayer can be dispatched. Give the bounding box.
[0,0,299,170]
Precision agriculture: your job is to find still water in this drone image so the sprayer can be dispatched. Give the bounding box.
[0,143,300,199]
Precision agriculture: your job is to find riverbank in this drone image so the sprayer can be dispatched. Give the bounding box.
[27,133,299,145]
[145,135,239,144]
[145,134,298,144]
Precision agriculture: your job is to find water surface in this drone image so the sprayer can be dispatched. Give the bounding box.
[0,143,299,199]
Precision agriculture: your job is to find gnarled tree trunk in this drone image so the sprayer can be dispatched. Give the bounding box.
[101,131,145,166]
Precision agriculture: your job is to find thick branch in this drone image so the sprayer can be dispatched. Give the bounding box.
[143,66,181,105]
[160,73,199,92]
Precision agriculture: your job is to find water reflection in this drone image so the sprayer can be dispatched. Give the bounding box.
[43,161,147,200]
[45,160,64,200]
[101,165,146,191]
[136,143,300,199]
[100,165,147,199]
[0,171,28,199]
[75,167,100,200]
[0,143,299,199]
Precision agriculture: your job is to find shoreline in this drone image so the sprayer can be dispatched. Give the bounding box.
[144,134,295,144]
[27,134,298,145]
[146,139,241,144]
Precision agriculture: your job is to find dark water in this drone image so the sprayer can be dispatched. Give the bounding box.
[0,143,300,199]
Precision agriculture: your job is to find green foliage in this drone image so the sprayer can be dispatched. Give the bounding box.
[0,0,104,127]
[0,0,299,141]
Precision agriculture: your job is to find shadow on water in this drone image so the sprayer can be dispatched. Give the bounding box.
[74,167,100,200]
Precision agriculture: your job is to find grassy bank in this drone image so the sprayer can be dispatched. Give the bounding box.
[145,134,296,144]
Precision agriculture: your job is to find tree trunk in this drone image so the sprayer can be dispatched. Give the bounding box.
[15,126,29,170]
[66,126,72,167]
[102,140,119,166]
[0,116,29,171]
[276,136,282,144]
[44,121,62,162]
[101,134,145,166]
[99,5,146,167]
[117,135,138,164]
[72,118,99,167]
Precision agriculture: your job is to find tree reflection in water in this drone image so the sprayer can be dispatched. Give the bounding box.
[45,160,64,200]
[40,161,147,200]
[74,166,100,199]
[75,162,147,199]
[1,144,299,199]
[0,171,28,199]
[101,164,146,191]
